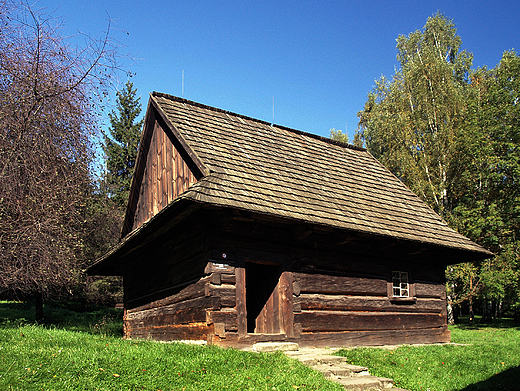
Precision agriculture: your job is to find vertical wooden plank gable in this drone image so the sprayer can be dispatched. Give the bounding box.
[130,118,198,231]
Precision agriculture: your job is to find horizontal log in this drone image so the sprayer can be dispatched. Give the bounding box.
[126,322,213,341]
[221,273,236,284]
[127,276,210,312]
[208,326,451,348]
[294,311,446,332]
[127,307,208,328]
[128,295,219,319]
[205,284,236,307]
[300,294,444,314]
[415,283,446,299]
[295,273,387,296]
[208,332,288,348]
[296,326,451,348]
[208,272,237,286]
[206,310,238,331]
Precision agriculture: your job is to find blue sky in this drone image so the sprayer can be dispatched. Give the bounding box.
[35,0,519,141]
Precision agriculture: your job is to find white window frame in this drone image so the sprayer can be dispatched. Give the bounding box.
[392,271,409,298]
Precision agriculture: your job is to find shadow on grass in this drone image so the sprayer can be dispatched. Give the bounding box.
[0,300,123,337]
[460,365,520,391]
[453,316,520,331]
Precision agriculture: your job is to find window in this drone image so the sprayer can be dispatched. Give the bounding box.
[392,271,409,298]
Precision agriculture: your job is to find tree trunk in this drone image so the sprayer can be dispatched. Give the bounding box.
[481,299,493,322]
[447,298,454,325]
[35,292,44,321]
[469,297,474,325]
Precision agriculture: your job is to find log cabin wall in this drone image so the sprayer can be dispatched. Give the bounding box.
[124,261,237,341]
[121,208,451,347]
[292,269,449,348]
[204,210,450,348]
[132,119,197,231]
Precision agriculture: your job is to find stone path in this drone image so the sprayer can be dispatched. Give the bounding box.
[252,342,411,391]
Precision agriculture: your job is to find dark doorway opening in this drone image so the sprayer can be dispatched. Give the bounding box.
[245,262,282,334]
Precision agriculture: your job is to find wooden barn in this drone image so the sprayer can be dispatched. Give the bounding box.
[88,92,491,348]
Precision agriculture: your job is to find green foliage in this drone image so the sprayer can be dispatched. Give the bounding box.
[329,128,349,143]
[448,51,520,313]
[337,321,520,390]
[357,12,471,216]
[0,301,123,336]
[103,81,144,207]
[356,12,520,317]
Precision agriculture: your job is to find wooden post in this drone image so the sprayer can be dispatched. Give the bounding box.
[280,271,294,337]
[236,267,247,336]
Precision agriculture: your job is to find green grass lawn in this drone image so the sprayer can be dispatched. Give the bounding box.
[0,301,341,390]
[336,318,520,391]
[2,302,520,391]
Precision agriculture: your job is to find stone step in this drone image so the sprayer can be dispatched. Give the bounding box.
[283,349,408,390]
[333,375,384,391]
[335,375,394,390]
[252,342,300,352]
[288,353,350,366]
[311,363,370,377]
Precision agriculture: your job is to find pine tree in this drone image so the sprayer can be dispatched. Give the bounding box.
[104,81,144,207]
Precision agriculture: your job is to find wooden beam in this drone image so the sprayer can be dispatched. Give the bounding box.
[236,267,247,336]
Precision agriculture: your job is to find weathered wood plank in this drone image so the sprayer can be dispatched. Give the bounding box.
[280,271,294,337]
[126,322,213,341]
[206,310,238,331]
[236,267,247,336]
[208,326,451,348]
[127,296,219,322]
[293,280,301,296]
[207,331,288,348]
[295,273,387,296]
[221,273,236,284]
[296,326,451,348]
[205,284,236,307]
[127,276,210,312]
[128,307,207,328]
[294,311,446,332]
[300,294,444,313]
[415,283,446,299]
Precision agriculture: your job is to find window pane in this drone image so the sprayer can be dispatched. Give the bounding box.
[392,271,410,298]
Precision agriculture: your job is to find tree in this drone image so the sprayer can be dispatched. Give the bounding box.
[357,12,472,216]
[103,81,143,207]
[356,13,520,320]
[448,51,520,318]
[329,128,349,143]
[0,1,119,319]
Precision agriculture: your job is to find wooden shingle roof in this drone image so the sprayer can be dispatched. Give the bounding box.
[141,92,489,257]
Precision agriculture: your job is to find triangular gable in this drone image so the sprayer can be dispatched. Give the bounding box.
[121,95,207,237]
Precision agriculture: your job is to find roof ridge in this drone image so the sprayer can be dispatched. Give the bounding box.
[152,92,365,152]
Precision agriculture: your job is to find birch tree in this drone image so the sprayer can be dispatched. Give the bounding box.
[357,12,472,216]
